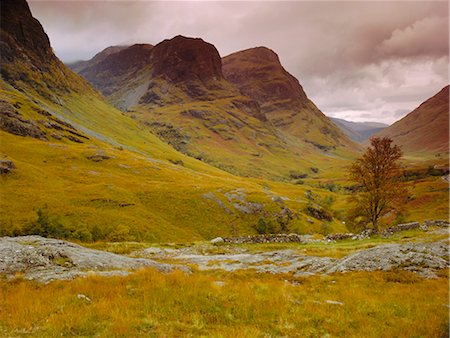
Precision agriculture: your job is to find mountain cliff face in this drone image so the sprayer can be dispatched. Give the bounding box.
[373,86,449,155]
[150,36,223,85]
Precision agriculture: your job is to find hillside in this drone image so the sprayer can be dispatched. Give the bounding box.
[330,117,388,143]
[73,39,359,179]
[373,86,449,156]
[0,0,354,241]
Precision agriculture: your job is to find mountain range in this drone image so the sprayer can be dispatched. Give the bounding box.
[329,118,388,143]
[68,37,358,178]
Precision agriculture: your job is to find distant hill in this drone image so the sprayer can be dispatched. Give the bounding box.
[329,117,388,143]
[373,86,449,155]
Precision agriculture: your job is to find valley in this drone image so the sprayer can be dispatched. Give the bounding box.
[0,0,448,336]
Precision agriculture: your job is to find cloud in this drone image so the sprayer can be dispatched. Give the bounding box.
[27,0,449,124]
[377,16,448,59]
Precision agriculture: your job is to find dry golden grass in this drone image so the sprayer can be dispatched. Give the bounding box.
[0,269,448,337]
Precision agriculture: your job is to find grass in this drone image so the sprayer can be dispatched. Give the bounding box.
[0,269,448,337]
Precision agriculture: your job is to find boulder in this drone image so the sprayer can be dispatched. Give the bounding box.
[0,159,15,174]
[210,237,224,244]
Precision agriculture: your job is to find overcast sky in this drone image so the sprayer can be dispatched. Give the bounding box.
[28,1,448,124]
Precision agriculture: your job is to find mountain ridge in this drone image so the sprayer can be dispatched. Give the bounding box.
[372,85,449,155]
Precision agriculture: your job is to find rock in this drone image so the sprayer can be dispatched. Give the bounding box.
[326,240,449,278]
[325,300,344,306]
[147,239,448,279]
[210,237,224,244]
[86,151,112,162]
[77,294,92,303]
[0,100,47,140]
[0,159,15,174]
[0,236,190,283]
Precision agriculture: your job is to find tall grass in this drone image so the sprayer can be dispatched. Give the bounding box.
[0,269,448,337]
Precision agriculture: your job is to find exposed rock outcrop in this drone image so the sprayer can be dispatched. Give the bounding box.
[0,159,15,174]
[0,236,189,283]
[141,240,449,279]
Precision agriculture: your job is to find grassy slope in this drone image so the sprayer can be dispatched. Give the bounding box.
[2,85,355,241]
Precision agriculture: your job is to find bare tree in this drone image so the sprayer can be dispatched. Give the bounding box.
[349,137,405,231]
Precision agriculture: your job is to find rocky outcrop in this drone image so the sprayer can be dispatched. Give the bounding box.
[326,241,449,278]
[0,159,15,174]
[0,100,47,140]
[0,236,189,283]
[140,240,449,279]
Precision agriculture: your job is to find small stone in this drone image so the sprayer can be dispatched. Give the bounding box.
[210,237,224,244]
[325,300,344,305]
[77,294,92,303]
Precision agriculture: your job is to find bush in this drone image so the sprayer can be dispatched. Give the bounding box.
[254,218,276,234]
[305,204,333,222]
[289,171,308,179]
[24,209,71,239]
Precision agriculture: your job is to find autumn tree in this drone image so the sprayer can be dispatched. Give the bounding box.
[349,137,405,232]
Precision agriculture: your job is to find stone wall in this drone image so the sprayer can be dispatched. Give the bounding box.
[223,234,309,244]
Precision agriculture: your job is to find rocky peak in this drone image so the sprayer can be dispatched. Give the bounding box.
[222,47,308,106]
[150,35,224,84]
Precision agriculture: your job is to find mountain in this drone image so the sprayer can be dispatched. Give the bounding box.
[373,86,449,155]
[329,117,388,143]
[1,0,350,241]
[222,47,357,150]
[73,39,358,178]
[67,45,129,73]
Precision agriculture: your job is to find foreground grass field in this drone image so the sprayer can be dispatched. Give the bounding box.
[0,269,448,337]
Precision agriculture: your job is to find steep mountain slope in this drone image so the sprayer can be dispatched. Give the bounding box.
[373,86,449,155]
[1,0,350,241]
[330,117,388,143]
[222,47,357,152]
[73,38,358,179]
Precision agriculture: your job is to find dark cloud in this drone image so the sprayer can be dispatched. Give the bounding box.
[28,0,448,124]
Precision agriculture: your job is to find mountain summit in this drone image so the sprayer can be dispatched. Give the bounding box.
[222,47,308,106]
[150,35,223,84]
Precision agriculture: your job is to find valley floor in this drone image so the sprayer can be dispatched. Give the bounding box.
[0,228,449,337]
